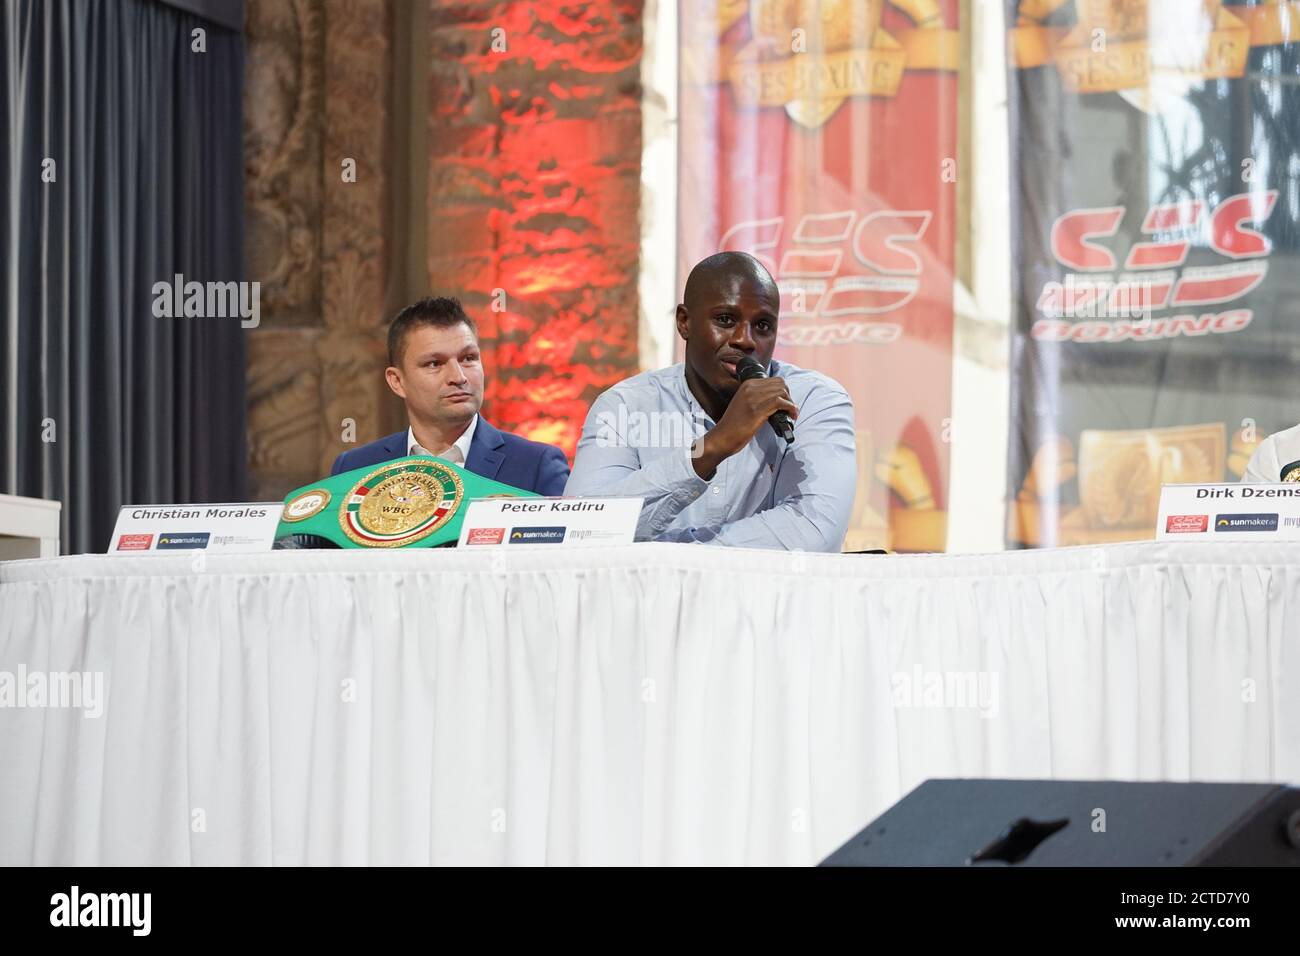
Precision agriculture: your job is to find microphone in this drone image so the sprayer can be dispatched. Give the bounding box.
[735,355,794,444]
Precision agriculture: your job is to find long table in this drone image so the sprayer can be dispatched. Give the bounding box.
[2,541,1298,865]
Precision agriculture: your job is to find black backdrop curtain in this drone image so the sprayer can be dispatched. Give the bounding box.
[1,0,247,554]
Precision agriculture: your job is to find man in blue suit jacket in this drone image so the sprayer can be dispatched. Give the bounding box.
[330,297,569,496]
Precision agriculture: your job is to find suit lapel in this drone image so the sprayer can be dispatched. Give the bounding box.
[382,429,408,461]
[466,417,506,480]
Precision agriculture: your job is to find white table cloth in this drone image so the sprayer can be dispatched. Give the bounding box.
[2,541,1299,865]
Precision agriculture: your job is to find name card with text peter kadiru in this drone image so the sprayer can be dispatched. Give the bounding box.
[109,503,284,553]
[457,497,643,547]
[1157,483,1300,541]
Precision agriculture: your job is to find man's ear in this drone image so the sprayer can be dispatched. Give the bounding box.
[384,366,406,400]
[675,304,690,341]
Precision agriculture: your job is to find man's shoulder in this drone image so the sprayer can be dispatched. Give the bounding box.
[606,364,680,397]
[771,360,851,404]
[354,430,405,456]
[1254,422,1300,472]
[492,424,565,461]
[332,430,404,474]
[1263,422,1300,450]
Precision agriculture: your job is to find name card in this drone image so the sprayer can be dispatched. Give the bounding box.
[109,503,284,553]
[457,496,642,547]
[1156,483,1300,541]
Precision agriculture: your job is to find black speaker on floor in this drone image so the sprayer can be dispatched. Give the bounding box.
[821,779,1300,866]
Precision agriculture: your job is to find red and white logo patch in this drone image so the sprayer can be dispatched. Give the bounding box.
[466,527,505,545]
[1166,515,1209,534]
[117,533,154,551]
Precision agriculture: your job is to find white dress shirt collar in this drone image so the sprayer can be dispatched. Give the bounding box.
[675,359,778,425]
[407,415,478,466]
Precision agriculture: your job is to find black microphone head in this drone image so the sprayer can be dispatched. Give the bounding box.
[735,355,766,381]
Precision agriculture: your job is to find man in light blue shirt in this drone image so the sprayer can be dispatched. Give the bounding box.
[565,252,856,551]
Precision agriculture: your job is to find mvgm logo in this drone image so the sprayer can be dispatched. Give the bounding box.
[1215,513,1278,533]
[508,527,566,544]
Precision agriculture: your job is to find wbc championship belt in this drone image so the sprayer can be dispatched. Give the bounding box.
[274,456,537,549]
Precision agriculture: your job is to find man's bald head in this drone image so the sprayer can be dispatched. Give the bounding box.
[682,251,778,310]
[675,251,782,410]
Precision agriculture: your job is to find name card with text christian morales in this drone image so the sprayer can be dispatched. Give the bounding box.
[109,503,284,553]
[1157,483,1300,541]
[457,497,643,547]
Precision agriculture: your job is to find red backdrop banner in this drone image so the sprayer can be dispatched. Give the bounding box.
[426,2,645,460]
[678,0,961,551]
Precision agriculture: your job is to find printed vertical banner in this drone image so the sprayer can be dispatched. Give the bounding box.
[678,0,961,552]
[1006,0,1300,547]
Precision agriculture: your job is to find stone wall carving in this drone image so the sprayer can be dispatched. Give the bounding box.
[244,0,392,501]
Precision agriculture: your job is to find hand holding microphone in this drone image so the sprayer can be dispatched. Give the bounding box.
[735,356,795,444]
[691,356,798,479]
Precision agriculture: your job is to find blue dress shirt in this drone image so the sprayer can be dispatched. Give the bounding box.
[564,360,856,551]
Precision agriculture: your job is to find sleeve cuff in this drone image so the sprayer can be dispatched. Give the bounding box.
[666,444,710,501]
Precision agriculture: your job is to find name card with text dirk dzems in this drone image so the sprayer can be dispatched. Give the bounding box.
[457,497,643,547]
[1156,483,1300,541]
[109,503,284,553]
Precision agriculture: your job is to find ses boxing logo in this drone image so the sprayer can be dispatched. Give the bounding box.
[1032,192,1277,344]
[721,209,932,348]
[116,533,154,551]
[721,0,959,130]
[1010,0,1257,108]
[1165,514,1209,534]
[466,527,505,545]
[1215,513,1278,533]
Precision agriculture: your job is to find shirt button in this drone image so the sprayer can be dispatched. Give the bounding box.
[711,486,721,495]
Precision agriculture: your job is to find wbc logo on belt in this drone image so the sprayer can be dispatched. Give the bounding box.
[340,460,464,547]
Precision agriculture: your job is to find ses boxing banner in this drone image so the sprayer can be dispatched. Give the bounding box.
[678,1,961,552]
[1007,0,1300,546]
